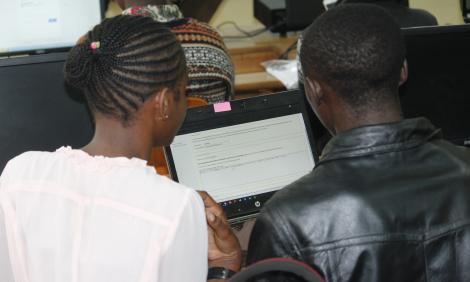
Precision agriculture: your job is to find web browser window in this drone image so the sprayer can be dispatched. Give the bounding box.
[170,113,315,202]
[0,0,101,54]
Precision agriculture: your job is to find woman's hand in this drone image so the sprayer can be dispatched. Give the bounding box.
[198,191,242,273]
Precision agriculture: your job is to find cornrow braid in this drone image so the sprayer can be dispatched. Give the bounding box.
[64,15,187,124]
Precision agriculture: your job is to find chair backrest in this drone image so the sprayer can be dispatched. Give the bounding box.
[230,258,324,282]
[187,96,208,108]
[147,96,208,175]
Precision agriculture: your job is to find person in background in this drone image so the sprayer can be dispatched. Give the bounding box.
[116,0,235,104]
[339,0,438,27]
[0,15,240,282]
[247,4,470,281]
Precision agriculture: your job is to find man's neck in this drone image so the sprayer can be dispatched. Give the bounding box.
[334,110,403,134]
[332,96,404,134]
[82,118,154,161]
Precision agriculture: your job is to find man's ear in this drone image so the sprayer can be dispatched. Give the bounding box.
[153,88,170,121]
[305,77,324,106]
[399,59,408,87]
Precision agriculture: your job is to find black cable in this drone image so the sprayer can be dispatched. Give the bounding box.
[217,21,269,39]
[278,41,298,60]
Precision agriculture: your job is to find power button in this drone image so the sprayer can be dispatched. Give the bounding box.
[255,201,261,208]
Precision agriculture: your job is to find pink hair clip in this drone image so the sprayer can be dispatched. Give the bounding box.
[90,41,101,50]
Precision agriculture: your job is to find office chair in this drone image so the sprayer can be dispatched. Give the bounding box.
[230,257,324,282]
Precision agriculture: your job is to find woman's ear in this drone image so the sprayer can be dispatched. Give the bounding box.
[399,59,408,87]
[153,88,170,121]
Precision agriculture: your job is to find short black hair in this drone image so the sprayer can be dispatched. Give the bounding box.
[65,15,186,124]
[300,4,405,111]
[340,0,409,6]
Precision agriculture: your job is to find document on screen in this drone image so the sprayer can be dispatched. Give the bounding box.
[0,0,101,53]
[170,113,315,202]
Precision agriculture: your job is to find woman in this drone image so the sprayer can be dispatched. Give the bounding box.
[0,15,240,282]
[116,0,235,104]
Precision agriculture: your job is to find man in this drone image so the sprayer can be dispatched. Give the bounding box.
[115,0,234,104]
[297,0,437,153]
[247,4,470,282]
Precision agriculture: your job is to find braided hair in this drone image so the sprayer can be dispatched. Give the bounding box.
[64,15,187,124]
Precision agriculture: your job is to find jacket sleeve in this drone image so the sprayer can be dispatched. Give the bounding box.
[246,206,301,264]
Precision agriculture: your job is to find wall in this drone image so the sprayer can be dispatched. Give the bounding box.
[411,0,464,25]
[210,0,263,29]
[210,0,465,28]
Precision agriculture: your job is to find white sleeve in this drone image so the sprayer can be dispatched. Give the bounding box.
[158,190,208,282]
[0,180,15,282]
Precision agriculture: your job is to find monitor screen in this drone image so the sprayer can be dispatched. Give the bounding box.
[465,0,470,17]
[0,0,103,55]
[0,53,94,173]
[400,25,470,146]
[169,113,315,203]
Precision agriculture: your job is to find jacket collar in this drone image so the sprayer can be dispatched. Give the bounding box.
[320,118,442,163]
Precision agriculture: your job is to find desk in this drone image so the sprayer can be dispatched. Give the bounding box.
[225,33,299,99]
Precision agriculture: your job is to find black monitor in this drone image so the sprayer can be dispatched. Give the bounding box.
[254,0,325,33]
[400,24,470,146]
[0,0,105,56]
[0,53,94,173]
[463,0,470,22]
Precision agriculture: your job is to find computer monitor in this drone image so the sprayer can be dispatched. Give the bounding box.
[0,53,94,173]
[0,0,104,56]
[400,24,470,146]
[254,0,325,33]
[463,0,470,22]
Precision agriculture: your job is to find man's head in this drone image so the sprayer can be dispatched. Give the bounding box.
[340,0,409,6]
[65,15,188,146]
[300,4,407,134]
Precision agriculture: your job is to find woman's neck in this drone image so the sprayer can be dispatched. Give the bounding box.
[82,118,154,161]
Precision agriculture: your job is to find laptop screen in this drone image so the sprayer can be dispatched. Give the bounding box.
[165,91,317,221]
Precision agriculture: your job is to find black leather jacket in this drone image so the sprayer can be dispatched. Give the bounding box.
[247,118,470,282]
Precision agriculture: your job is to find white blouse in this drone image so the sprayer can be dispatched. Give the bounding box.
[0,147,208,282]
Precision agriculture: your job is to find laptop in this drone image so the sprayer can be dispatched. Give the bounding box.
[165,90,318,223]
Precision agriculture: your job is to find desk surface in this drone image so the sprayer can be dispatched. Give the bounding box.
[226,33,299,98]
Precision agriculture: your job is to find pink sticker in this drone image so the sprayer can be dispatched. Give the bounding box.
[214,102,232,113]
